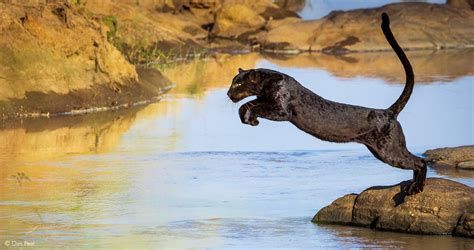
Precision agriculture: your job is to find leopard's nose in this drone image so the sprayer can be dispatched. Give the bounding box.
[227,91,238,102]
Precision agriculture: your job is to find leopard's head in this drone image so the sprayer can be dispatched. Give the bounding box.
[227,68,282,103]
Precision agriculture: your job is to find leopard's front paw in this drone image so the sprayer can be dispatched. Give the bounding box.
[239,105,259,126]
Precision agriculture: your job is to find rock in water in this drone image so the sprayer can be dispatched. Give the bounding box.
[313,194,357,225]
[312,178,474,238]
[424,145,474,169]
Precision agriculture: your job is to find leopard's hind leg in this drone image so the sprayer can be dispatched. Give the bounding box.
[361,121,427,195]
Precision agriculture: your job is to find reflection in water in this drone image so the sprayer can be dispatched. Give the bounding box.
[430,166,474,180]
[0,52,473,248]
[318,224,474,249]
[0,106,141,246]
[161,50,474,98]
[0,104,167,170]
[161,53,261,96]
[265,49,474,83]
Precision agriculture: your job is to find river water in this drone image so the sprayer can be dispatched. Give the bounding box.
[0,50,473,248]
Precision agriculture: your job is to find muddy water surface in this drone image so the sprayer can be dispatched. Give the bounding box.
[0,51,473,248]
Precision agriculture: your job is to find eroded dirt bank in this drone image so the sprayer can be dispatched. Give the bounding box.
[0,2,172,120]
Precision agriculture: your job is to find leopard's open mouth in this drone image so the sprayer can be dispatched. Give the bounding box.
[239,96,265,108]
[228,90,259,103]
[229,95,248,103]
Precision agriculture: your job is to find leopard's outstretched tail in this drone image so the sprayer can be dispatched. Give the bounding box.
[381,12,414,118]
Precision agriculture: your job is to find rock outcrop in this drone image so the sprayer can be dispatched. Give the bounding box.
[0,2,171,119]
[447,0,474,9]
[211,0,299,40]
[84,0,300,57]
[424,146,474,169]
[212,3,265,39]
[261,2,474,53]
[313,178,474,238]
[84,0,210,56]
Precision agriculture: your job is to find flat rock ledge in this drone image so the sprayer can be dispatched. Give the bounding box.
[312,178,474,238]
[424,145,474,169]
[260,2,474,53]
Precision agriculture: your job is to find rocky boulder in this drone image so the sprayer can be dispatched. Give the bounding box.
[273,0,306,13]
[261,2,474,53]
[211,0,300,40]
[447,0,474,9]
[313,178,474,237]
[212,3,265,39]
[424,146,474,169]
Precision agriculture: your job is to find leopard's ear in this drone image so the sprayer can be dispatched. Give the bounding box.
[268,71,283,81]
[238,68,244,73]
[264,73,283,86]
[248,69,259,82]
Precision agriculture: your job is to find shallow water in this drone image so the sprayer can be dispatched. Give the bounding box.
[0,51,473,248]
